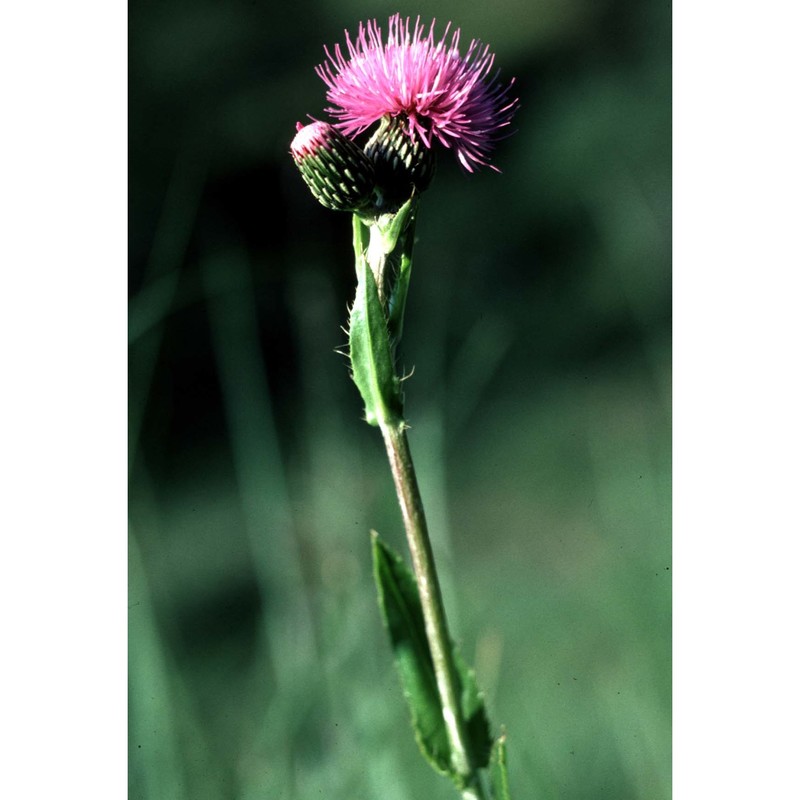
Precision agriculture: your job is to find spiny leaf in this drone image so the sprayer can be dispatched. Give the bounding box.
[371,531,452,774]
[348,217,402,426]
[455,648,492,770]
[371,532,494,783]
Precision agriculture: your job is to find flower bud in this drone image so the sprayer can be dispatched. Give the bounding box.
[364,114,436,203]
[290,121,376,212]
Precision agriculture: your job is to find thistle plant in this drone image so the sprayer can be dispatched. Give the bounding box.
[290,15,519,799]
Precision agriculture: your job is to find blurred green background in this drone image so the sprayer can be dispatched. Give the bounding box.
[128,0,671,797]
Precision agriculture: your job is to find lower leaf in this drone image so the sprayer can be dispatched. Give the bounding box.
[371,531,493,783]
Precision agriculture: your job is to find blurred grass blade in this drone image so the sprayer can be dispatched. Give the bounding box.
[371,531,492,784]
[489,734,511,800]
[128,147,205,473]
[128,270,182,345]
[129,530,187,800]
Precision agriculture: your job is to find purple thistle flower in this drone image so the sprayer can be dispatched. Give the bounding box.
[316,14,519,174]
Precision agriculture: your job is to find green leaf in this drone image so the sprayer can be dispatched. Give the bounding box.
[456,649,492,770]
[386,219,415,347]
[375,194,416,253]
[348,217,402,427]
[371,531,452,775]
[370,532,493,782]
[489,734,512,800]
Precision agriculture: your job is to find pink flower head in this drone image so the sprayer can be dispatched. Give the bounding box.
[316,14,519,173]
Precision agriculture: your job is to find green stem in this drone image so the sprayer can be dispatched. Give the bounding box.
[354,204,487,797]
[379,421,487,800]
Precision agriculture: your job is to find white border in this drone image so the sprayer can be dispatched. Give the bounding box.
[674,1,799,796]
[1,2,127,795]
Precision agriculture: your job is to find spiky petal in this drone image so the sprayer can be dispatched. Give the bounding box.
[316,14,519,173]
